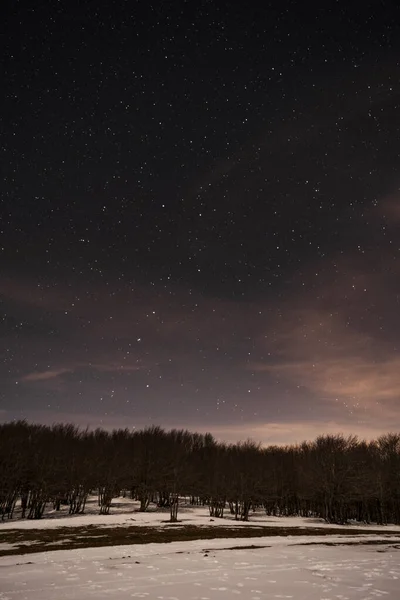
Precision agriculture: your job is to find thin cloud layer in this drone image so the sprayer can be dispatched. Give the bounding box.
[250,249,400,427]
[2,209,400,443]
[2,279,268,432]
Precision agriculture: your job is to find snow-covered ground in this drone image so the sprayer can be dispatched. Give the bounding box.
[2,496,400,533]
[2,498,400,598]
[1,535,399,599]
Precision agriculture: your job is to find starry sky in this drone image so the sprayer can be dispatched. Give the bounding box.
[1,1,400,445]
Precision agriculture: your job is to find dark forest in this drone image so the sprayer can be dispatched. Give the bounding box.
[1,422,399,526]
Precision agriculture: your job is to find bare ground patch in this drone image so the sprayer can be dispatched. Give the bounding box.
[1,524,400,557]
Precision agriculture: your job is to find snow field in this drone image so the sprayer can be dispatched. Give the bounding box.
[2,497,400,599]
[1,536,400,599]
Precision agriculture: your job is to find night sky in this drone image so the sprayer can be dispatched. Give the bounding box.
[2,1,400,444]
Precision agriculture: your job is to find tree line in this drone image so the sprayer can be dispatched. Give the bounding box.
[0,421,399,525]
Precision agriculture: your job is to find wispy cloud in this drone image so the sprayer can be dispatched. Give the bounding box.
[22,368,73,382]
[21,362,146,384]
[253,356,400,413]
[248,252,400,424]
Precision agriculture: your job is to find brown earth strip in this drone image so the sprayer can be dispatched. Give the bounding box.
[1,524,399,557]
